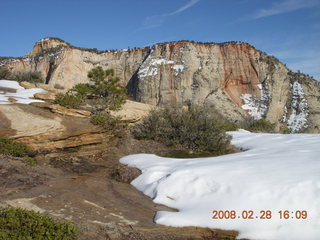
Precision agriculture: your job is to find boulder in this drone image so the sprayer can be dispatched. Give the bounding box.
[19,81,36,89]
[35,83,55,91]
[34,92,56,100]
[110,100,153,122]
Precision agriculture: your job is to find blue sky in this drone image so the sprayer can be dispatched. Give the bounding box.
[1,0,319,80]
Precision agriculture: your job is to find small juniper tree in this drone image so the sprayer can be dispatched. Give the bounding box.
[87,66,126,111]
[55,66,126,112]
[54,67,127,133]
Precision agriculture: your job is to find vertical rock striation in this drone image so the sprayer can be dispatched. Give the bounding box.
[1,38,320,133]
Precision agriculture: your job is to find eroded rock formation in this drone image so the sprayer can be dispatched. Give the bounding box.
[1,38,320,133]
[0,104,109,156]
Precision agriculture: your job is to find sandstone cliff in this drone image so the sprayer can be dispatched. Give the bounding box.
[1,38,319,133]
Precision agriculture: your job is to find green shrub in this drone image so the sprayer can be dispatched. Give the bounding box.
[0,67,11,79]
[70,83,94,98]
[245,119,275,133]
[0,207,78,240]
[0,67,43,83]
[54,67,126,112]
[222,122,240,131]
[54,93,83,109]
[24,156,37,166]
[90,112,127,135]
[87,66,126,111]
[133,105,231,154]
[0,138,36,165]
[11,71,43,83]
[54,83,65,90]
[281,125,290,134]
[0,138,32,157]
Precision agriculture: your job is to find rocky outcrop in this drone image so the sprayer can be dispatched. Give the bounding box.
[1,38,320,133]
[25,37,70,57]
[1,38,150,88]
[110,100,153,123]
[0,92,153,156]
[0,104,108,155]
[34,92,56,100]
[30,102,92,118]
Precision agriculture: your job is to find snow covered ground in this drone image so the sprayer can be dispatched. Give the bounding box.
[120,130,320,240]
[0,80,46,104]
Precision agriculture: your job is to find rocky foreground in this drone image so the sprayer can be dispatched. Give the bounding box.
[0,135,246,240]
[0,83,242,239]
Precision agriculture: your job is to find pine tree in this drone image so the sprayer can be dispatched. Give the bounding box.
[87,66,126,111]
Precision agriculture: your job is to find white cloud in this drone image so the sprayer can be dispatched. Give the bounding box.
[252,0,320,19]
[141,0,200,29]
[168,0,200,15]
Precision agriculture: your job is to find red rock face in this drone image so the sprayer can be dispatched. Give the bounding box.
[133,41,265,111]
[218,43,261,106]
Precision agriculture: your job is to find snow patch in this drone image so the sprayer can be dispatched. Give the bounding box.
[172,65,184,76]
[38,37,50,42]
[240,83,270,120]
[0,80,46,104]
[287,81,309,133]
[280,106,288,122]
[120,130,320,240]
[240,93,268,120]
[151,59,174,66]
[138,67,158,78]
[138,49,179,79]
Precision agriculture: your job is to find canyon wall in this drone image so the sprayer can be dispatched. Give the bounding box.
[1,38,319,133]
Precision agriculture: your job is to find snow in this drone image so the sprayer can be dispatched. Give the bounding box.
[39,37,50,42]
[172,65,184,76]
[287,81,308,133]
[120,130,320,240]
[151,59,174,66]
[0,80,46,104]
[138,49,180,79]
[22,57,31,62]
[2,58,21,64]
[138,59,184,78]
[0,56,35,65]
[280,106,288,123]
[138,67,158,78]
[240,83,270,120]
[240,93,268,120]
